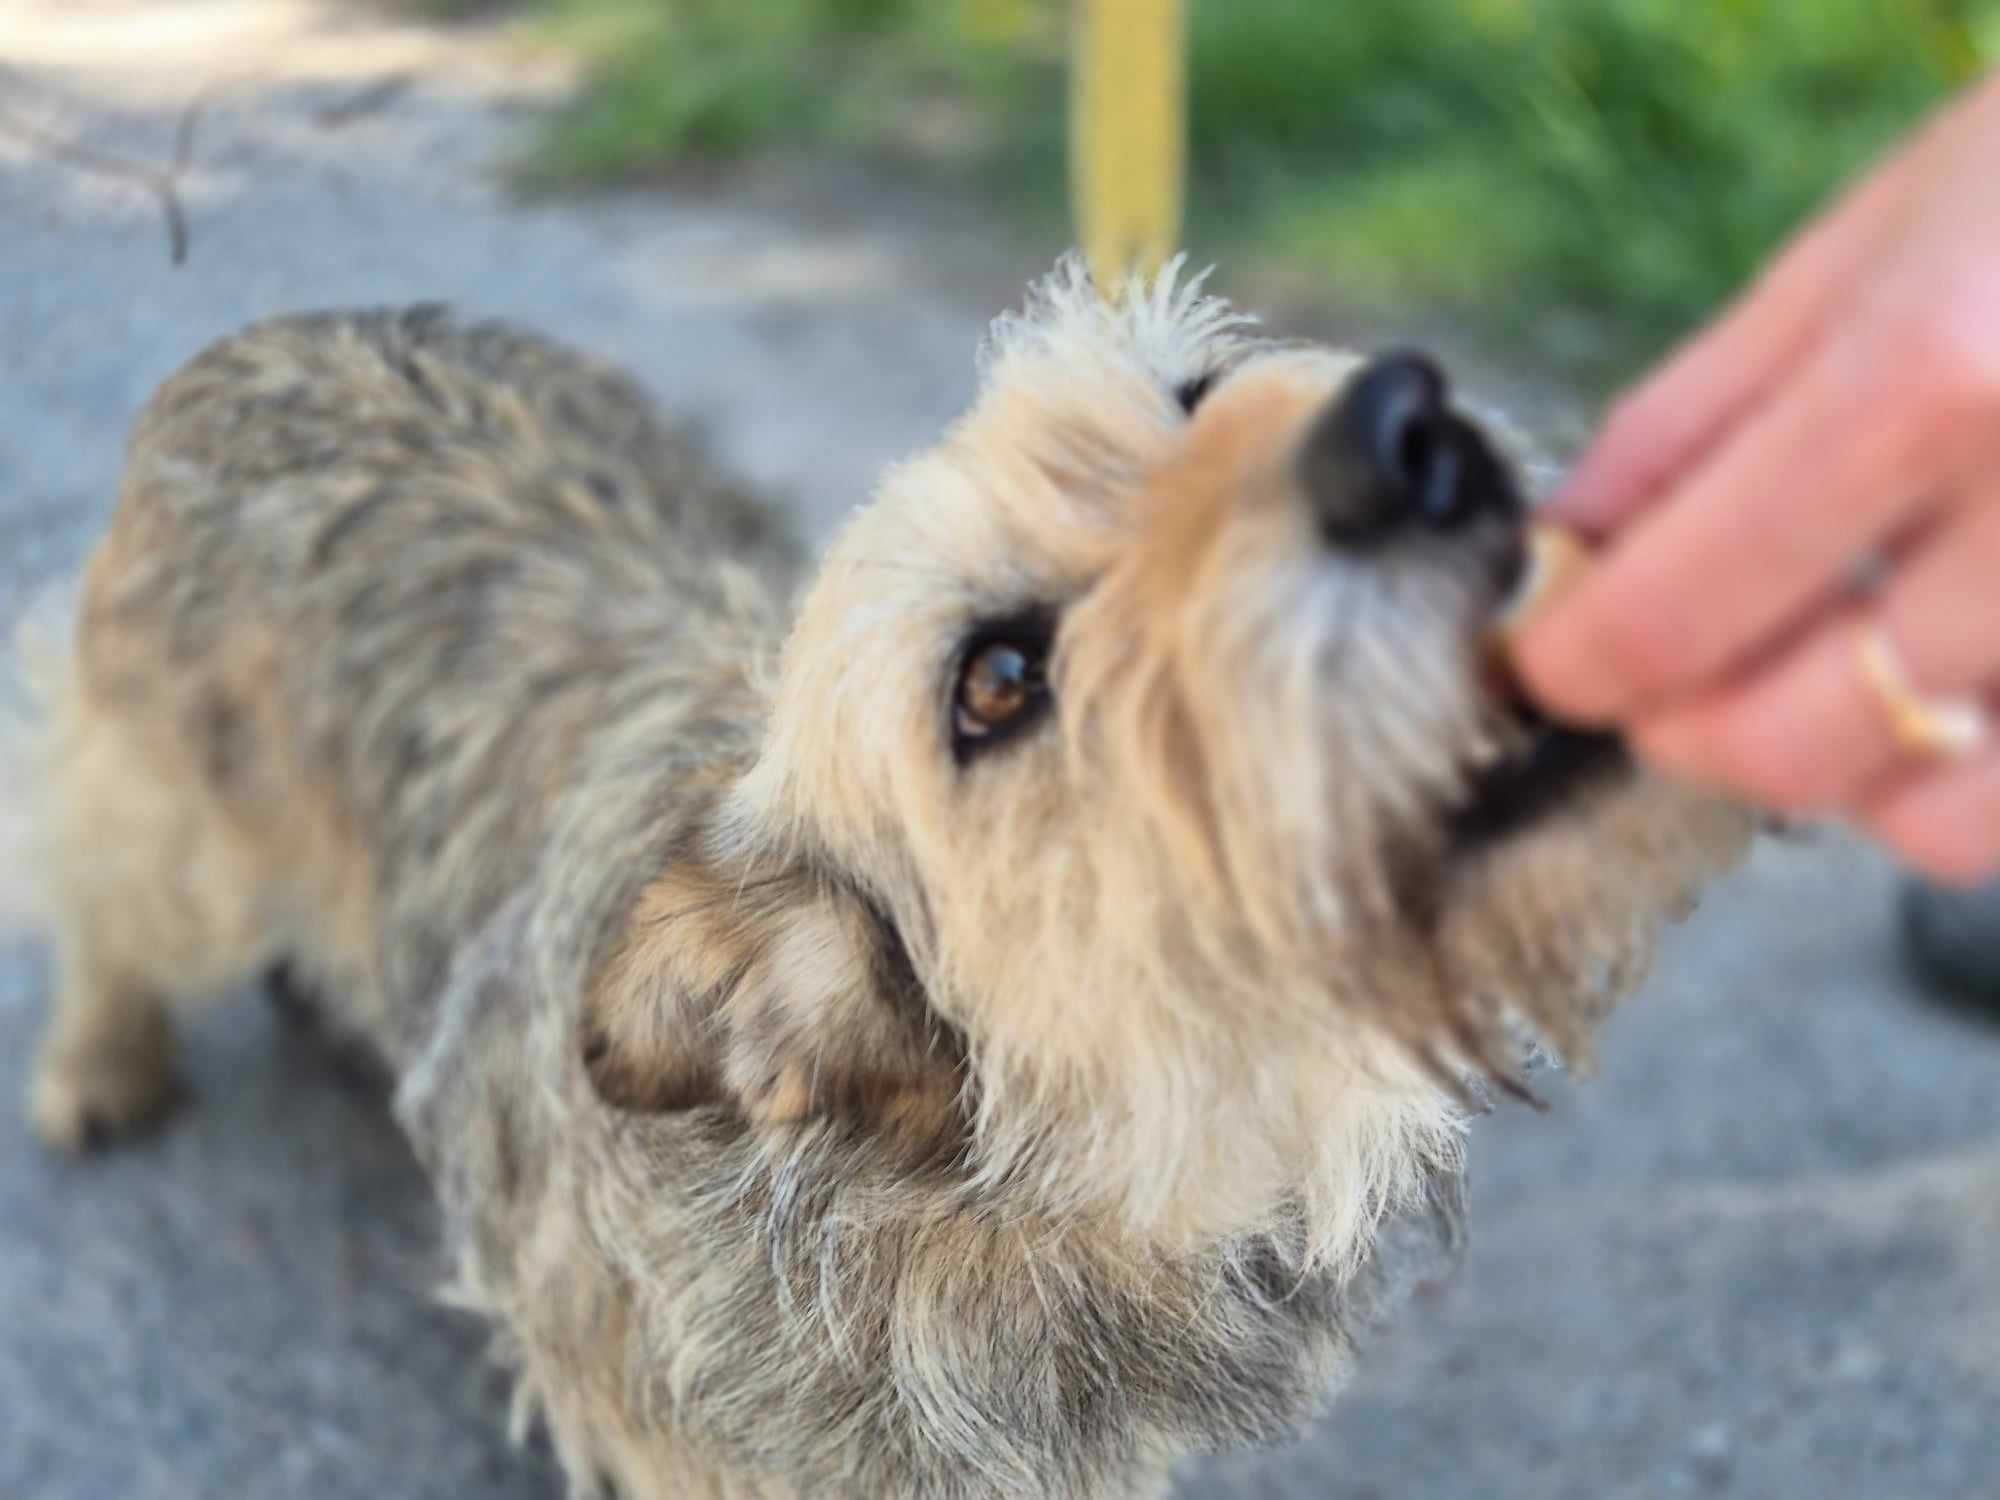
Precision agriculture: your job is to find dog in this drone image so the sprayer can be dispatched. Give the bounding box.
[10,258,1751,1498]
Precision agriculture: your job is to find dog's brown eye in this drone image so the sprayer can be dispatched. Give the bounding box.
[958,644,1035,733]
[951,618,1053,759]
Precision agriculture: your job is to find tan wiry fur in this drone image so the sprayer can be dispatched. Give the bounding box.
[9,260,1750,1498]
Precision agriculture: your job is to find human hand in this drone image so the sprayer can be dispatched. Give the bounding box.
[1512,70,2000,884]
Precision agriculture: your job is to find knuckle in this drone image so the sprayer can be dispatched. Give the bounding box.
[1731,513,1828,604]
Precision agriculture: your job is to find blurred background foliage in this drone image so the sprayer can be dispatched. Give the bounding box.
[468,0,1998,379]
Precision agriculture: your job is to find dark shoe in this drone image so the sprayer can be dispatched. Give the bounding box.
[1899,877,2000,1017]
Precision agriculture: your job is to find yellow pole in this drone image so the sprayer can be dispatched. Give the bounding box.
[1070,0,1187,292]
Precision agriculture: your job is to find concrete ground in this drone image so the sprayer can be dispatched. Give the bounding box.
[3,5,1998,1497]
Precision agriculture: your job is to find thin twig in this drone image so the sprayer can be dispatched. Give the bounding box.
[0,65,214,266]
[2,64,419,265]
[0,103,188,264]
[172,78,228,174]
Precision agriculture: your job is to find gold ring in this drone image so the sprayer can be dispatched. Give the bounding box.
[1857,623,1988,762]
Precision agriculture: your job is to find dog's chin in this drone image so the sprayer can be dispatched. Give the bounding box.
[1442,713,1631,860]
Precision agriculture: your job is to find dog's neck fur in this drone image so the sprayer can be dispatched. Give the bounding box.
[398,803,1462,1500]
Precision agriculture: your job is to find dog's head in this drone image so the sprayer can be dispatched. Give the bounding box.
[598,260,1751,1256]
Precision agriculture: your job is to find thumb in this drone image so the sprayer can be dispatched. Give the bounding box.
[1553,105,1938,536]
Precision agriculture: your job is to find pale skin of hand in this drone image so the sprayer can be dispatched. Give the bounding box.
[1512,69,2000,885]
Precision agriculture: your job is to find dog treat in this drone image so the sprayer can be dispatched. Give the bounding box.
[1494,521,1590,640]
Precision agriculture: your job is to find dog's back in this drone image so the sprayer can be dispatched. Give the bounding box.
[16,307,798,1142]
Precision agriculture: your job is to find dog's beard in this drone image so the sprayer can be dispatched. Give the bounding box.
[1058,542,1753,1099]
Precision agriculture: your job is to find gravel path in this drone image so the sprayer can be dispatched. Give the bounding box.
[4,6,1998,1498]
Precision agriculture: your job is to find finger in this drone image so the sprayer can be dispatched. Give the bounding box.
[1513,314,1976,726]
[1630,612,1889,815]
[1861,748,2000,886]
[1552,79,2000,538]
[1627,494,2000,811]
[1553,137,1927,538]
[1870,492,2000,691]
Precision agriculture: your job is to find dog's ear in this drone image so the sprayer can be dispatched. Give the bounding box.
[581,858,751,1113]
[582,858,968,1154]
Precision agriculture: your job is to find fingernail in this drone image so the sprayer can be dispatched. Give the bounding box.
[1493,525,1590,636]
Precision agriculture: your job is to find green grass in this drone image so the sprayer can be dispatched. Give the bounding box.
[490,0,1998,378]
[510,0,1036,176]
[1243,0,1993,368]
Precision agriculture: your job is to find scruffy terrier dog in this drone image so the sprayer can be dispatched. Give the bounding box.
[11,260,1749,1498]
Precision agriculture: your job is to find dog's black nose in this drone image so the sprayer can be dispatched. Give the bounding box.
[1298,351,1520,547]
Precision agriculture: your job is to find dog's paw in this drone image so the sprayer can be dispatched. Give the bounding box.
[27,1046,179,1154]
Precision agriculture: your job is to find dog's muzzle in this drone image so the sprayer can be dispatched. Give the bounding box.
[1294,352,1633,852]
